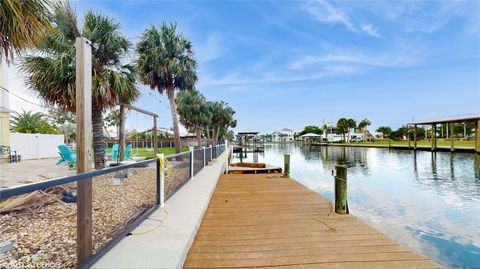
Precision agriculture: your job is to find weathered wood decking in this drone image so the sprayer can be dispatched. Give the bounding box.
[184,174,442,269]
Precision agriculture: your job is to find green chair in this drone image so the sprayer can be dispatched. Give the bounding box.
[56,145,76,165]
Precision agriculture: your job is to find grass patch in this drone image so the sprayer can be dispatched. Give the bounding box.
[105,147,189,158]
[344,139,475,148]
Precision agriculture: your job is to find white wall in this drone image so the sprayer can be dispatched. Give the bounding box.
[10,133,64,160]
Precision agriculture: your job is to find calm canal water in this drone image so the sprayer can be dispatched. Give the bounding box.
[233,143,480,269]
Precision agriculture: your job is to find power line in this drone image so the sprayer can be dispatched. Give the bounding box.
[0,85,48,108]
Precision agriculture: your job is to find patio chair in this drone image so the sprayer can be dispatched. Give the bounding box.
[125,144,132,160]
[111,144,119,161]
[56,145,76,165]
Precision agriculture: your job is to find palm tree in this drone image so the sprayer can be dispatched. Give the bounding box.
[176,89,210,147]
[358,118,371,142]
[207,101,236,145]
[0,0,52,62]
[22,3,139,169]
[336,118,349,142]
[10,110,58,134]
[136,23,197,154]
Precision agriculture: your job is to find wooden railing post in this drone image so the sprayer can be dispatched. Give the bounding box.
[75,37,93,267]
[283,154,290,177]
[334,165,348,214]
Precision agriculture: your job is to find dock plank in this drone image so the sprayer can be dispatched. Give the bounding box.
[184,174,442,269]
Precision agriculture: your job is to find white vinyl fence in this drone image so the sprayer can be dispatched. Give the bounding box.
[10,133,64,160]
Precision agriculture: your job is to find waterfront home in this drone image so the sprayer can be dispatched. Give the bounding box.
[322,123,364,142]
[272,128,294,142]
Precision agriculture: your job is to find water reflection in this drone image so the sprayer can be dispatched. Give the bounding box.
[232,144,480,269]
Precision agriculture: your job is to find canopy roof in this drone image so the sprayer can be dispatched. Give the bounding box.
[300,133,322,138]
[409,113,480,125]
[237,131,259,135]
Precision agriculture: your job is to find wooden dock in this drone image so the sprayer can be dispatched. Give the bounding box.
[184,174,442,269]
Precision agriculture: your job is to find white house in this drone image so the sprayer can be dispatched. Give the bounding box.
[272,128,294,142]
[322,123,364,142]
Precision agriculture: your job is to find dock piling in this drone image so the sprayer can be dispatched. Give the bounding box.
[334,165,348,214]
[283,154,290,177]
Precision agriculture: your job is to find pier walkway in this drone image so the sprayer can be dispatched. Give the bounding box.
[184,173,442,269]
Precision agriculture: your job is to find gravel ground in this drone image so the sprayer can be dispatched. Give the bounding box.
[0,165,190,269]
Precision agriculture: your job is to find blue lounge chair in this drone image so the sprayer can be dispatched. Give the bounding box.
[125,144,132,160]
[111,144,119,161]
[112,144,132,161]
[56,145,76,165]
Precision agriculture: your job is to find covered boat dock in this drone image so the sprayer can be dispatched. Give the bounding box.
[409,113,480,153]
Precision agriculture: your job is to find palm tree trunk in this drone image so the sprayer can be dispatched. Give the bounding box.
[168,92,182,153]
[196,127,201,148]
[206,126,211,146]
[119,104,125,161]
[64,124,69,144]
[215,126,220,145]
[92,109,106,169]
[212,127,216,146]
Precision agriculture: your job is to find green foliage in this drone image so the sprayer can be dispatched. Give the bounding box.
[10,110,59,134]
[105,108,120,128]
[176,89,210,130]
[22,2,139,112]
[376,126,392,138]
[206,101,236,143]
[336,118,356,141]
[358,118,371,129]
[136,22,197,96]
[298,125,322,136]
[0,0,52,62]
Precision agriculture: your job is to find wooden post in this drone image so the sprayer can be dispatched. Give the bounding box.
[450,123,455,152]
[334,165,348,214]
[431,124,436,151]
[413,125,417,150]
[475,120,480,154]
[407,125,411,149]
[75,37,93,267]
[283,154,290,177]
[153,116,158,155]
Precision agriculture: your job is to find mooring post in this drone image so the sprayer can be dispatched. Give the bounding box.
[407,125,411,149]
[414,125,418,150]
[283,154,290,177]
[475,120,480,154]
[334,165,348,214]
[450,123,455,152]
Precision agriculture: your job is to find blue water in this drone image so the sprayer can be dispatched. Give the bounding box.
[233,144,480,269]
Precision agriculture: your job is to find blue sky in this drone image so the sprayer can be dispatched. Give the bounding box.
[9,0,480,133]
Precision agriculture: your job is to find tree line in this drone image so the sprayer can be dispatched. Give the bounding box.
[1,1,236,169]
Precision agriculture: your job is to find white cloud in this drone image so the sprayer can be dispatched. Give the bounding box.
[361,24,381,38]
[303,0,355,31]
[303,0,381,38]
[195,32,226,63]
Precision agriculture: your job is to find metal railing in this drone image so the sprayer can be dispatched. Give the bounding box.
[0,143,226,269]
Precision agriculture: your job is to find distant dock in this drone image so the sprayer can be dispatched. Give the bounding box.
[184,173,442,268]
